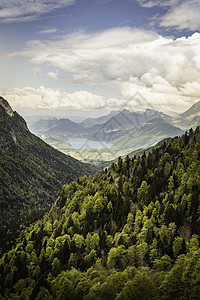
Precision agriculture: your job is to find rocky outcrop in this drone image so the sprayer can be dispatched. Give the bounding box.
[0,96,29,151]
[0,96,14,116]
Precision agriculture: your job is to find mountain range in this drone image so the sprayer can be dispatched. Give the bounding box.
[30,117,85,136]
[29,102,200,161]
[80,110,118,128]
[112,118,183,151]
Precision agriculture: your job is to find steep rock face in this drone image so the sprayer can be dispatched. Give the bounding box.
[0,97,29,151]
[0,97,14,116]
[0,97,96,227]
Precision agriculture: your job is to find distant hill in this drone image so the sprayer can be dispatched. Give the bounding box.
[80,111,119,128]
[180,100,200,118]
[28,104,200,163]
[123,137,172,159]
[46,118,85,135]
[87,109,172,142]
[31,117,86,136]
[175,100,200,129]
[0,97,95,227]
[29,117,58,133]
[113,118,183,150]
[31,109,171,140]
[107,108,172,130]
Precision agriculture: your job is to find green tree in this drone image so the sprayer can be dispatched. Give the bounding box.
[137,181,149,205]
[116,272,157,300]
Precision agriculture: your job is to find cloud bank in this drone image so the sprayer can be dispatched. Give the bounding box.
[8,27,200,112]
[0,86,125,112]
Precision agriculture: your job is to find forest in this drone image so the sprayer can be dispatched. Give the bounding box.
[0,127,200,299]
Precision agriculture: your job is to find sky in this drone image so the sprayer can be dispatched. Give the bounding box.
[0,0,200,117]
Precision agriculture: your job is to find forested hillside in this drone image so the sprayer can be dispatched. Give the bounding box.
[1,127,200,299]
[0,97,95,229]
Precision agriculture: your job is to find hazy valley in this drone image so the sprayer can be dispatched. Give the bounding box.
[27,102,200,164]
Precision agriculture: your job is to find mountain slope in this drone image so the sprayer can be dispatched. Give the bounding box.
[1,127,200,299]
[0,97,95,227]
[80,111,119,128]
[113,118,183,150]
[29,117,58,133]
[180,100,200,118]
[47,118,86,135]
[31,117,86,135]
[174,100,200,130]
[101,108,171,131]
[87,109,172,142]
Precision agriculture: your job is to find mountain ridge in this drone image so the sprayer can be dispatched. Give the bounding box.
[26,101,200,163]
[0,97,96,228]
[180,100,200,118]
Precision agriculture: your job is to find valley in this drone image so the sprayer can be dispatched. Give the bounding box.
[28,102,200,164]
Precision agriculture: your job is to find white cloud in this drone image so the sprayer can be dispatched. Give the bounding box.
[11,28,200,86]
[136,0,178,8]
[119,75,194,113]
[0,81,198,114]
[138,0,200,31]
[6,27,200,112]
[0,86,125,111]
[0,0,75,23]
[159,0,200,31]
[47,71,59,80]
[8,28,161,83]
[180,81,200,97]
[38,28,58,35]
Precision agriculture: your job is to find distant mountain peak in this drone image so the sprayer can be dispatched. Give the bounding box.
[121,108,131,113]
[0,96,14,116]
[181,100,200,118]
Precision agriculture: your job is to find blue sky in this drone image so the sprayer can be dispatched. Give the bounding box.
[1,0,200,117]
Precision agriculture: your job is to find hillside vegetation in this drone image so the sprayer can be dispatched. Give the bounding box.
[0,127,200,299]
[0,97,95,229]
